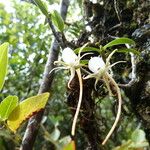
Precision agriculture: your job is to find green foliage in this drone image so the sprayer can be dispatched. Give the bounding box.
[113,129,149,150]
[74,47,100,54]
[63,140,75,150]
[103,38,135,49]
[51,10,64,32]
[0,1,51,99]
[34,0,49,17]
[74,38,139,57]
[7,92,50,132]
[50,125,60,141]
[131,129,149,148]
[0,42,9,91]
[117,48,140,55]
[0,95,18,121]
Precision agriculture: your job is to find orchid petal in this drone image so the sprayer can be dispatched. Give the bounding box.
[83,73,96,80]
[54,60,67,66]
[88,57,105,73]
[106,49,118,66]
[109,61,126,69]
[80,52,93,60]
[62,48,78,65]
[78,43,89,58]
[94,78,99,90]
[49,66,67,74]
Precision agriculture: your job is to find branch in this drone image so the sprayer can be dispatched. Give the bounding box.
[47,18,66,49]
[119,44,138,87]
[22,0,68,49]
[114,0,121,23]
[20,0,70,149]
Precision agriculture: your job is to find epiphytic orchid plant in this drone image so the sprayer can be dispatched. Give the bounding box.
[51,45,91,138]
[52,37,138,147]
[84,49,125,145]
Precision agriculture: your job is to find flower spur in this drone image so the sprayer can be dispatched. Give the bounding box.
[84,49,125,145]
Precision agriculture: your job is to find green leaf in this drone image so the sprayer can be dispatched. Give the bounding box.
[103,38,135,49]
[7,92,50,132]
[34,0,48,17]
[130,129,149,148]
[113,140,132,150]
[74,47,100,54]
[0,96,18,121]
[63,140,76,150]
[0,42,9,91]
[51,10,64,32]
[117,48,140,55]
[50,126,60,141]
[131,129,146,143]
[130,141,149,148]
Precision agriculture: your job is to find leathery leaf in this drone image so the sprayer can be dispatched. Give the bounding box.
[7,92,50,132]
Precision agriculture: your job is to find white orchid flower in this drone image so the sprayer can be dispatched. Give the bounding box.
[51,47,83,88]
[88,57,105,73]
[84,49,125,145]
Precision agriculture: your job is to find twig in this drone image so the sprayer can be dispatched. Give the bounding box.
[47,18,66,49]
[106,36,138,87]
[114,0,121,23]
[119,44,138,87]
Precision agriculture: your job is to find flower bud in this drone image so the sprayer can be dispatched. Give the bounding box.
[62,47,78,65]
[88,57,105,73]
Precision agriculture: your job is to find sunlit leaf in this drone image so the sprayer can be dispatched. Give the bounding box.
[130,141,149,148]
[0,96,18,121]
[113,129,149,150]
[34,0,48,17]
[51,10,64,32]
[131,129,146,143]
[7,92,50,132]
[0,42,9,91]
[113,140,132,150]
[103,38,135,49]
[63,140,76,150]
